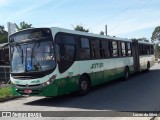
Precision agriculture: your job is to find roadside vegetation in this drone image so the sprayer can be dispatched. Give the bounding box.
[0,83,13,99]
[0,23,160,99]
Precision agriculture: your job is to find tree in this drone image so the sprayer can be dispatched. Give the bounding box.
[151,26,160,42]
[154,44,160,60]
[15,21,32,31]
[99,31,104,35]
[73,25,89,32]
[0,25,8,43]
[0,25,4,33]
[131,37,149,42]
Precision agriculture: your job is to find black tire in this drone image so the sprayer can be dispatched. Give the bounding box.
[124,67,129,81]
[146,62,150,72]
[78,75,90,96]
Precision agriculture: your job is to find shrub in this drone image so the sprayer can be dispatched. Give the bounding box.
[0,86,13,99]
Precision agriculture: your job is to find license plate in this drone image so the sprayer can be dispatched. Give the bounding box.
[24,89,32,94]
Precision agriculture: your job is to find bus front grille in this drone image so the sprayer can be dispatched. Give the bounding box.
[14,84,42,90]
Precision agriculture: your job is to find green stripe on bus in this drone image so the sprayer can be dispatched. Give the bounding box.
[11,66,134,96]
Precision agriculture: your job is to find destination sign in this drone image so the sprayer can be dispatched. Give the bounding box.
[9,28,51,43]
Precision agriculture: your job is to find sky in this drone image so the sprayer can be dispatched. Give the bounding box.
[0,0,160,40]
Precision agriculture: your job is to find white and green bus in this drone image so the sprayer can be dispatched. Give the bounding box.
[9,27,155,96]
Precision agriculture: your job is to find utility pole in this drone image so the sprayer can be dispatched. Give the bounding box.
[105,25,107,36]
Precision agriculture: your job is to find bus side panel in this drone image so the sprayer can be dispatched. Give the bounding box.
[79,60,104,86]
[139,55,155,70]
[55,62,80,96]
[150,55,155,67]
[145,55,155,69]
[102,57,134,82]
[115,57,133,78]
[56,76,80,96]
[103,59,116,82]
[78,57,134,87]
[139,56,145,70]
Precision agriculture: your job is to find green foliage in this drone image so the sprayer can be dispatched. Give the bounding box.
[0,86,13,99]
[74,25,89,32]
[0,33,8,43]
[151,26,160,42]
[131,37,149,42]
[0,25,8,43]
[154,44,160,60]
[99,31,104,35]
[15,21,32,31]
[0,25,4,31]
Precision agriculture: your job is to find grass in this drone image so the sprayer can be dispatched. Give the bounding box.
[0,85,13,99]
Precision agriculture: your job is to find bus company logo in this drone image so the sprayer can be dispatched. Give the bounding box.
[91,63,104,69]
[31,80,40,84]
[2,112,11,117]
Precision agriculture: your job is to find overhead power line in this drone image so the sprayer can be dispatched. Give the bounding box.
[89,0,153,33]
[89,0,140,29]
[109,0,153,33]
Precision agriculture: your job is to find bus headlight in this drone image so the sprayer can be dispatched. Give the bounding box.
[46,81,50,85]
[42,75,56,87]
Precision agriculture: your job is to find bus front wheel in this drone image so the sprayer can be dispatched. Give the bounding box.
[78,75,90,96]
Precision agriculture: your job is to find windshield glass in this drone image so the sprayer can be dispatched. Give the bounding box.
[11,40,55,73]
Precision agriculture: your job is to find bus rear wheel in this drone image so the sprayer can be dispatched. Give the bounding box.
[146,62,150,72]
[124,67,129,80]
[78,75,90,96]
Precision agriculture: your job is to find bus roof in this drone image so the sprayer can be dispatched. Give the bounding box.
[50,27,132,42]
[9,27,153,45]
[50,27,153,44]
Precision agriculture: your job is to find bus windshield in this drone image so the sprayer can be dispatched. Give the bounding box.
[11,40,55,73]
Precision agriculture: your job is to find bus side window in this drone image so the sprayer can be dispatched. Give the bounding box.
[121,42,126,56]
[90,39,100,59]
[139,44,142,55]
[108,41,112,57]
[111,41,118,57]
[126,43,132,56]
[150,45,154,54]
[55,34,76,73]
[147,45,150,55]
[100,40,108,58]
[148,45,150,55]
[142,44,144,55]
[152,45,154,54]
[80,38,91,59]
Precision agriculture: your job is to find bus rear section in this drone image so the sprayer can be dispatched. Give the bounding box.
[132,40,155,73]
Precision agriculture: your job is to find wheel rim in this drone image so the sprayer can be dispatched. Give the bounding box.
[81,80,88,91]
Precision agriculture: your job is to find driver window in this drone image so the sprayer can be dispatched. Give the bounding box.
[55,33,76,73]
[36,41,54,61]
